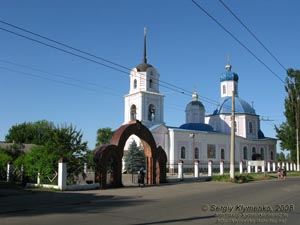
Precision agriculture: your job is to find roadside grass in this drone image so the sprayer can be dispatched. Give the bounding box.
[287,171,300,176]
[211,173,281,184]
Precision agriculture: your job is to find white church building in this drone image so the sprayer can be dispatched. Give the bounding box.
[124,29,277,171]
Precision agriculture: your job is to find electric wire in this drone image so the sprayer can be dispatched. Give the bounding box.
[0,21,222,108]
[0,59,124,94]
[191,0,286,84]
[0,19,264,113]
[0,66,101,93]
[0,20,193,97]
[218,0,287,72]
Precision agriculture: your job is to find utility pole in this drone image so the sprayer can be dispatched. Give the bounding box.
[297,128,299,171]
[190,133,195,162]
[230,90,235,179]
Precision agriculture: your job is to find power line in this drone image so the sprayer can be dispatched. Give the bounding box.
[0,59,124,94]
[218,0,287,72]
[0,26,129,75]
[191,0,286,84]
[0,66,100,93]
[0,20,194,97]
[0,19,130,72]
[0,20,234,111]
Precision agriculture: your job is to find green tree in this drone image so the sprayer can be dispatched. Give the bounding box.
[2,143,25,161]
[276,152,286,161]
[124,140,145,173]
[0,148,12,170]
[23,145,58,183]
[275,69,300,162]
[5,121,88,182]
[95,127,114,147]
[5,120,55,145]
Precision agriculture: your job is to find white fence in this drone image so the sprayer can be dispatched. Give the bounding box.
[25,160,99,190]
[172,160,297,180]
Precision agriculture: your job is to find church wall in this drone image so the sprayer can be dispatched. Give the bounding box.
[167,129,277,169]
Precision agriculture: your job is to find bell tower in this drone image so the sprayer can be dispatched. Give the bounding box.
[124,28,164,128]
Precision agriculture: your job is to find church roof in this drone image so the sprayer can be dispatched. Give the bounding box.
[214,96,256,115]
[179,123,214,132]
[136,63,153,72]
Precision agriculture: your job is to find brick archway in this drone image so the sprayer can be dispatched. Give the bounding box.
[94,120,167,188]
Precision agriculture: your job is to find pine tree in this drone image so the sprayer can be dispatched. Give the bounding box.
[124,140,145,173]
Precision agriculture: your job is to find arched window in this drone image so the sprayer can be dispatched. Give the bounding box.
[130,105,136,120]
[251,147,257,160]
[260,147,265,160]
[149,79,153,88]
[252,147,256,154]
[148,104,155,121]
[221,148,225,160]
[181,146,186,159]
[133,79,137,89]
[194,147,199,159]
[243,146,248,160]
[222,85,226,94]
[249,122,253,134]
[271,151,274,160]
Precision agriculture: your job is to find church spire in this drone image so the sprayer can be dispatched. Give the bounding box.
[143,27,147,64]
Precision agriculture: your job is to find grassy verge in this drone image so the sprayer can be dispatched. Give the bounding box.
[211,173,279,184]
[287,171,300,176]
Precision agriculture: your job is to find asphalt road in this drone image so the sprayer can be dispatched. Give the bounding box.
[1,177,300,225]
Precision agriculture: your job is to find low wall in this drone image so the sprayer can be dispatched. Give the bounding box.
[27,183,100,191]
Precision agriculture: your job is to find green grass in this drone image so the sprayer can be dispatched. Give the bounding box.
[286,171,300,176]
[211,173,279,184]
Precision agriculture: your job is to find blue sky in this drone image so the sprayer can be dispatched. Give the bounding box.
[0,0,299,150]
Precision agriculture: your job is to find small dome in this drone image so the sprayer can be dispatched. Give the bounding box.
[214,96,256,115]
[136,63,153,72]
[220,64,239,82]
[186,91,204,110]
[185,91,205,123]
[179,123,214,132]
[186,100,204,109]
[220,70,239,82]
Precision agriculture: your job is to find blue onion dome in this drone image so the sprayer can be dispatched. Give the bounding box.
[179,123,214,132]
[215,96,256,115]
[220,64,239,82]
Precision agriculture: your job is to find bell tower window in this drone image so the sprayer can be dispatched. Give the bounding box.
[148,104,155,121]
[133,79,137,89]
[149,79,153,88]
[130,105,137,120]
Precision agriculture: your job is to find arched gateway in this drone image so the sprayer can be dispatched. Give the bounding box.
[94,120,167,188]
